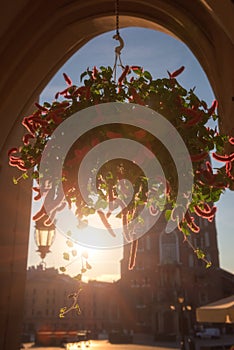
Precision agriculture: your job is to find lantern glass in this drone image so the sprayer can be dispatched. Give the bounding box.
[34,217,56,260]
[34,228,55,247]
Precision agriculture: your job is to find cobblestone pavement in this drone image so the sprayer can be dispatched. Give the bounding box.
[22,340,178,350]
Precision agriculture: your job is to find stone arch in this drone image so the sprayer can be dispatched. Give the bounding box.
[0,1,233,349]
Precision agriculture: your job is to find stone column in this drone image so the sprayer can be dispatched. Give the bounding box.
[0,121,32,350]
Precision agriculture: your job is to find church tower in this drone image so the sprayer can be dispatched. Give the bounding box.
[119,213,223,336]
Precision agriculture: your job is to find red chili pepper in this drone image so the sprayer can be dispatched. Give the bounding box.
[59,101,70,107]
[97,210,116,237]
[149,205,159,216]
[168,66,185,79]
[9,159,27,171]
[206,161,212,173]
[202,170,215,184]
[73,86,87,97]
[33,192,41,201]
[194,205,217,218]
[92,66,98,80]
[35,103,48,112]
[129,87,145,105]
[229,137,234,145]
[32,207,46,221]
[48,112,63,125]
[190,152,208,162]
[33,189,42,201]
[63,73,72,86]
[8,148,18,156]
[128,239,138,270]
[207,100,218,116]
[22,118,36,136]
[184,212,200,233]
[130,66,142,71]
[85,86,91,100]
[118,65,129,84]
[184,111,203,126]
[212,152,234,162]
[22,134,34,145]
[189,221,200,233]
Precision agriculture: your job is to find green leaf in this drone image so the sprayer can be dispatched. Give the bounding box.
[95,198,108,210]
[86,262,92,270]
[13,177,18,185]
[32,171,39,179]
[144,71,152,81]
[66,239,73,248]
[133,68,143,76]
[77,219,88,229]
[195,248,205,260]
[72,250,77,257]
[63,252,70,261]
[22,172,29,180]
[74,273,82,281]
[165,209,172,221]
[80,71,88,82]
[75,304,81,315]
[60,307,67,313]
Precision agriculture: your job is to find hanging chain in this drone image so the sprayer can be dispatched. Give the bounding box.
[115,0,120,36]
[113,0,125,80]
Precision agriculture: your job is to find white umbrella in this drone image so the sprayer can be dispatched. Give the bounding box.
[196,295,234,323]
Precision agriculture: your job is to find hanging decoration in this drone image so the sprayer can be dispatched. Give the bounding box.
[8,0,234,279]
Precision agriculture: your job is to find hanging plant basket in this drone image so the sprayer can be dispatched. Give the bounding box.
[9,64,234,269]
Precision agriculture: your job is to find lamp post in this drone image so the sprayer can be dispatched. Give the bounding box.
[34,216,56,266]
[170,296,192,350]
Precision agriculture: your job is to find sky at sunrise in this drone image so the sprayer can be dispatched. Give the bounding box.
[27,27,234,282]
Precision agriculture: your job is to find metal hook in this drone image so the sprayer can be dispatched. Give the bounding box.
[113,33,124,55]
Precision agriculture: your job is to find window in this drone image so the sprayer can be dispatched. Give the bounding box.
[160,231,179,264]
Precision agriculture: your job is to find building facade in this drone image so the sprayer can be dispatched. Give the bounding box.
[119,215,234,338]
[23,214,234,341]
[22,266,121,340]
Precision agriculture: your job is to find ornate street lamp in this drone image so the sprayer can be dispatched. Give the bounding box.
[34,216,56,264]
[170,296,192,350]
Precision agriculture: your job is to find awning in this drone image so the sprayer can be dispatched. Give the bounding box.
[196,295,234,323]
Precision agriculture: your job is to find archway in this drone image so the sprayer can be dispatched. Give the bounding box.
[0,2,233,349]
